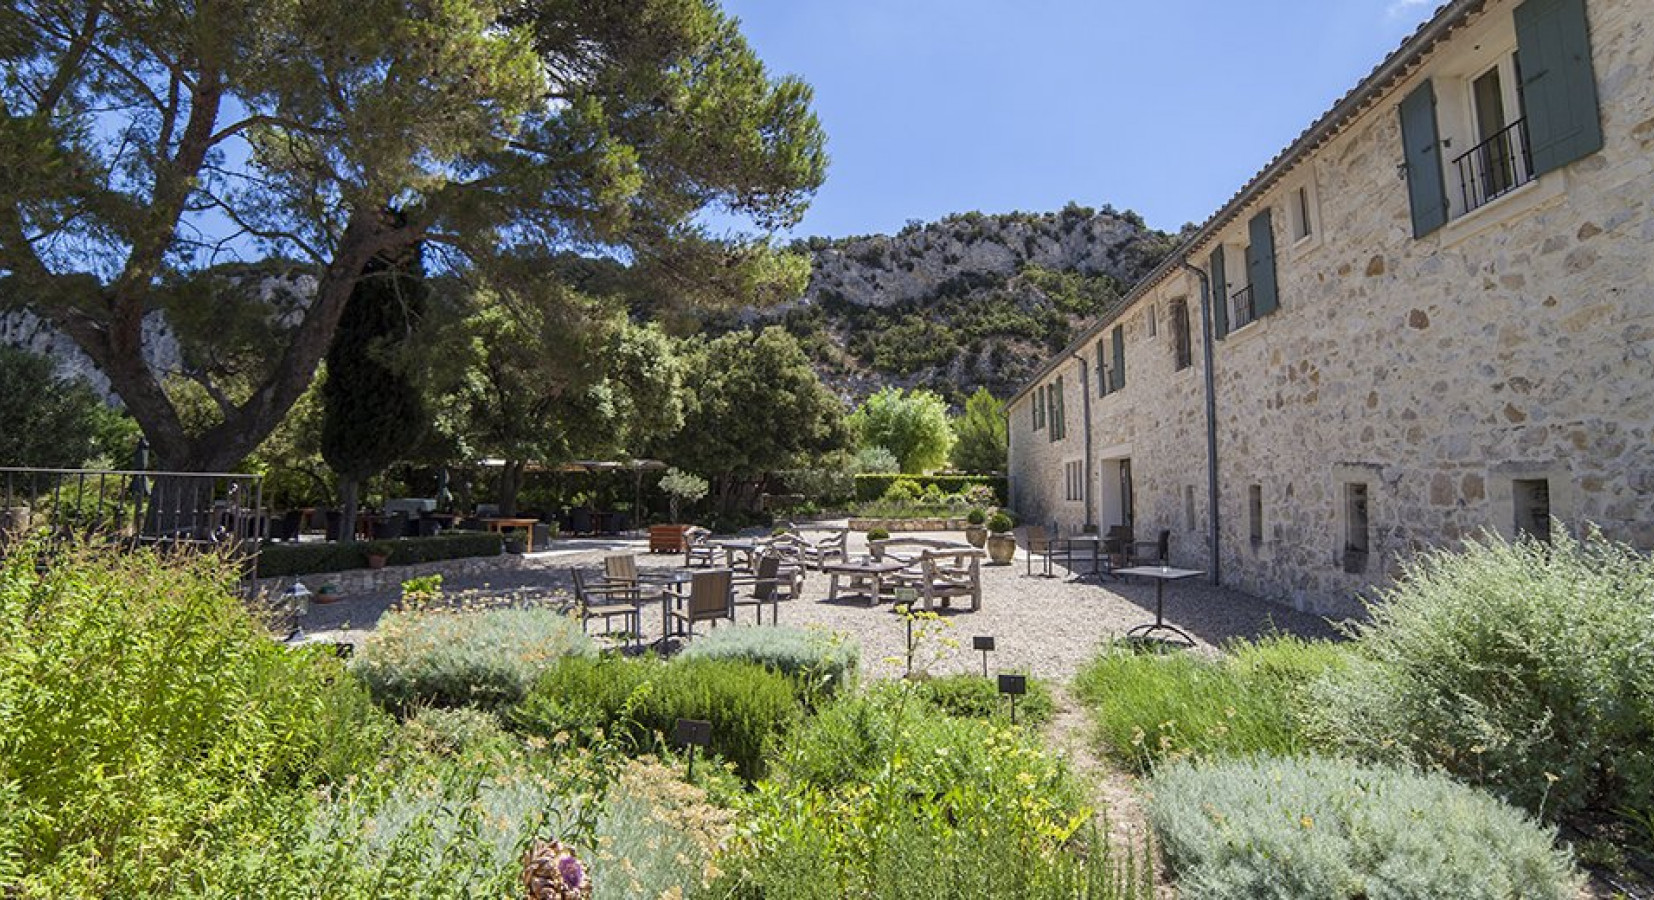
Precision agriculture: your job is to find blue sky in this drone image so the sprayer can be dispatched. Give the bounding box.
[722,0,1441,239]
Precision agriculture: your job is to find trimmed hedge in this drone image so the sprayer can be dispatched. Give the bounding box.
[851,473,1007,504]
[255,532,504,577]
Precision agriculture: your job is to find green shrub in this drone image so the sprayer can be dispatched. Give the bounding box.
[512,656,801,781]
[1148,755,1579,899]
[916,673,1055,726]
[1074,636,1346,773]
[879,478,923,505]
[865,527,890,542]
[714,684,1148,898]
[257,531,504,577]
[591,759,732,899]
[1304,529,1654,820]
[0,539,395,897]
[353,607,595,713]
[852,473,1007,504]
[965,507,987,525]
[400,706,510,759]
[677,625,859,696]
[987,511,1014,533]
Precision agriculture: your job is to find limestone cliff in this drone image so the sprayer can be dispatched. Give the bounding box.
[750,203,1179,403]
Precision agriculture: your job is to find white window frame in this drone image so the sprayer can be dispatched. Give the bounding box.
[1064,459,1085,503]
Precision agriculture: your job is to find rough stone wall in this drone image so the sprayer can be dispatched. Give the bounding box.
[1011,0,1654,616]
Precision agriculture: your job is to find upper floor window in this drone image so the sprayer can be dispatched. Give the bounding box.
[1032,386,1045,431]
[1288,184,1316,243]
[1097,326,1127,397]
[1169,299,1192,371]
[1047,375,1067,441]
[1210,208,1279,339]
[1401,0,1602,238]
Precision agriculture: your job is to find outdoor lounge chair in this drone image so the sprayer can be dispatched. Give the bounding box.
[787,526,848,570]
[668,569,735,639]
[570,568,644,646]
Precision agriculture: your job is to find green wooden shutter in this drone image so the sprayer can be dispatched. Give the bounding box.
[1516,0,1602,176]
[1209,246,1229,339]
[1054,375,1066,440]
[1111,326,1125,390]
[1399,81,1449,238]
[1248,209,1279,318]
[1097,340,1109,397]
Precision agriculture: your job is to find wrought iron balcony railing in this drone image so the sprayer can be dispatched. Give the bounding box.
[1229,284,1256,331]
[1453,117,1533,214]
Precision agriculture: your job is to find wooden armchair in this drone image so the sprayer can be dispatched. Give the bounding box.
[914,546,985,611]
[667,569,735,639]
[570,568,644,647]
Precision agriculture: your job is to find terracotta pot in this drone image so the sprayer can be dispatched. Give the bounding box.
[315,586,343,604]
[964,524,987,548]
[366,553,388,570]
[985,533,1016,565]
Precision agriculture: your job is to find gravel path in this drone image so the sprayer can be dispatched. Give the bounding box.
[305,527,1345,681]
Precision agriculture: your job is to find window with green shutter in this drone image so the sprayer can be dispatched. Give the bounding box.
[1110,326,1125,391]
[1515,0,1602,176]
[1209,246,1229,339]
[1097,340,1109,397]
[1247,209,1278,319]
[1033,386,1044,431]
[1050,375,1066,441]
[1400,80,1449,238]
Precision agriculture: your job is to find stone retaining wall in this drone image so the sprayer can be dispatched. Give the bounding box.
[253,552,527,597]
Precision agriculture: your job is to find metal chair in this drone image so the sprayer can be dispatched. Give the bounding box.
[1023,524,1058,577]
[1130,529,1172,566]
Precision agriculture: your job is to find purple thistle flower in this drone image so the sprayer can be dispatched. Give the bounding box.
[558,854,585,889]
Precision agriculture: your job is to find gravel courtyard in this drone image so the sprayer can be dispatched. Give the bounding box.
[305,528,1346,681]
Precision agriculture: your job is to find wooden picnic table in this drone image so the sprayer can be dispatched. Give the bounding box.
[480,516,541,551]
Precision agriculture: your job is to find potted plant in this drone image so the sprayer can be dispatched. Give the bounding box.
[503,534,528,554]
[866,527,890,543]
[985,512,1016,565]
[963,508,988,548]
[363,540,394,570]
[315,582,343,603]
[652,468,710,553]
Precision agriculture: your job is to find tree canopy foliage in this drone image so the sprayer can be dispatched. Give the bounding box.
[0,345,134,467]
[950,386,1007,473]
[847,387,955,475]
[0,0,826,469]
[659,326,849,506]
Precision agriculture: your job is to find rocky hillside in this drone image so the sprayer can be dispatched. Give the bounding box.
[752,203,1179,403]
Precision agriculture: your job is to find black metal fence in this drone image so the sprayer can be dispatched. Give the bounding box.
[0,466,264,587]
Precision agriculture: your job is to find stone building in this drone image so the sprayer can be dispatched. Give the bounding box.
[1007,0,1653,616]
